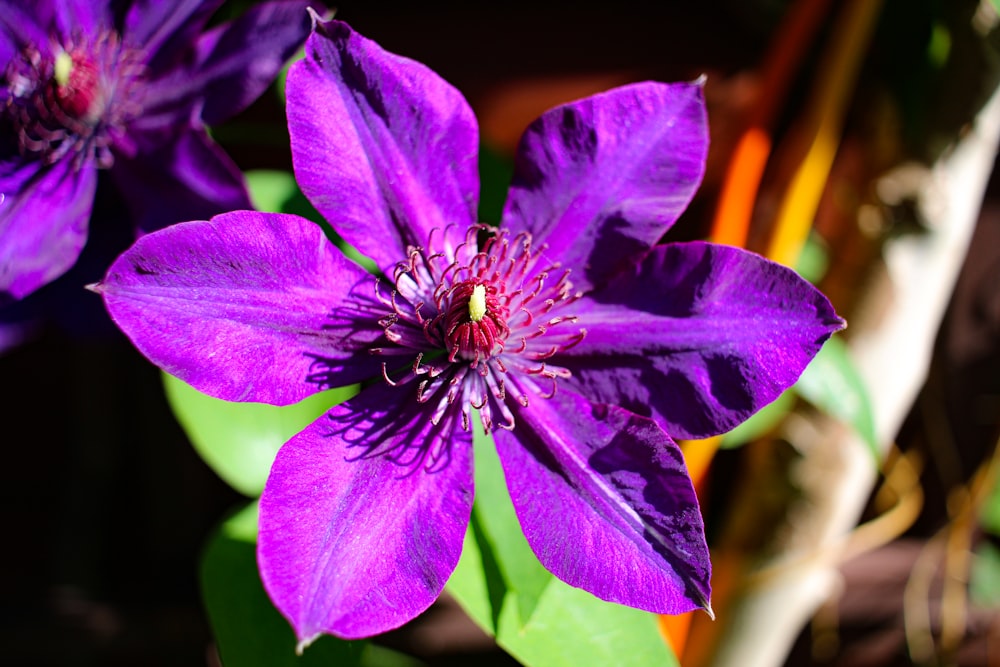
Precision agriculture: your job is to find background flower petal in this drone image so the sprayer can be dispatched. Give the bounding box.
[557,241,846,439]
[501,80,708,292]
[139,1,319,126]
[494,386,711,615]
[110,129,251,234]
[288,18,479,274]
[0,22,13,68]
[50,0,105,38]
[96,210,383,405]
[0,158,96,301]
[122,0,224,70]
[258,380,473,642]
[0,2,51,56]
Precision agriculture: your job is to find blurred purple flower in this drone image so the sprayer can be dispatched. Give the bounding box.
[94,18,844,646]
[0,0,321,301]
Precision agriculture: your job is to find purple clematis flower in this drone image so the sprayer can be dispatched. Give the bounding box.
[93,18,844,647]
[0,0,321,301]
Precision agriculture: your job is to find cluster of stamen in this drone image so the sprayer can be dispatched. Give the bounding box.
[441,280,509,364]
[3,30,145,169]
[373,224,587,435]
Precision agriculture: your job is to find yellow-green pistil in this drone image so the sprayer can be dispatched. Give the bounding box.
[468,284,487,322]
[53,50,73,87]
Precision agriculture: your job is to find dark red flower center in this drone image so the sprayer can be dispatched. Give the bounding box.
[53,50,104,121]
[371,224,587,434]
[2,31,145,169]
[441,280,510,363]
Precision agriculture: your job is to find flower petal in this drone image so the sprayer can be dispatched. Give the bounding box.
[557,241,845,439]
[288,18,479,273]
[96,210,384,405]
[0,27,13,69]
[0,1,56,51]
[110,128,251,234]
[123,0,225,69]
[139,1,318,127]
[501,81,707,292]
[0,157,96,301]
[258,380,473,642]
[50,0,105,38]
[494,386,711,615]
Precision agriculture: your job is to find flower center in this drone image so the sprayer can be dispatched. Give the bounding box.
[2,31,145,169]
[370,224,588,435]
[53,50,104,122]
[442,280,509,364]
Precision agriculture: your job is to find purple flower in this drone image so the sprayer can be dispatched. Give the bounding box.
[0,0,321,301]
[93,18,844,646]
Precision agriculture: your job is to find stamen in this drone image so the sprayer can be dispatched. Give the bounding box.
[368,222,587,460]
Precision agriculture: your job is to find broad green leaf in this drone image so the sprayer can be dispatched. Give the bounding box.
[246,170,300,215]
[448,427,678,667]
[200,502,365,667]
[450,528,678,667]
[162,372,356,496]
[720,389,797,448]
[496,579,678,667]
[472,425,552,625]
[446,524,498,634]
[795,336,879,461]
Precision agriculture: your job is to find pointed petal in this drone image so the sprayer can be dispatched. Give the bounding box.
[110,129,251,234]
[494,387,711,614]
[0,158,96,301]
[288,19,479,273]
[501,81,707,292]
[139,1,317,126]
[259,380,473,642]
[96,210,384,404]
[558,242,846,439]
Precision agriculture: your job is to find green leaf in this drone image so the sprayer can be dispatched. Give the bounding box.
[200,502,365,667]
[450,528,678,667]
[720,389,796,449]
[360,646,427,667]
[162,372,356,496]
[495,580,678,667]
[795,336,879,461]
[445,524,498,635]
[979,469,1000,536]
[971,541,1000,606]
[245,170,300,215]
[448,428,678,667]
[794,232,831,285]
[469,424,552,625]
